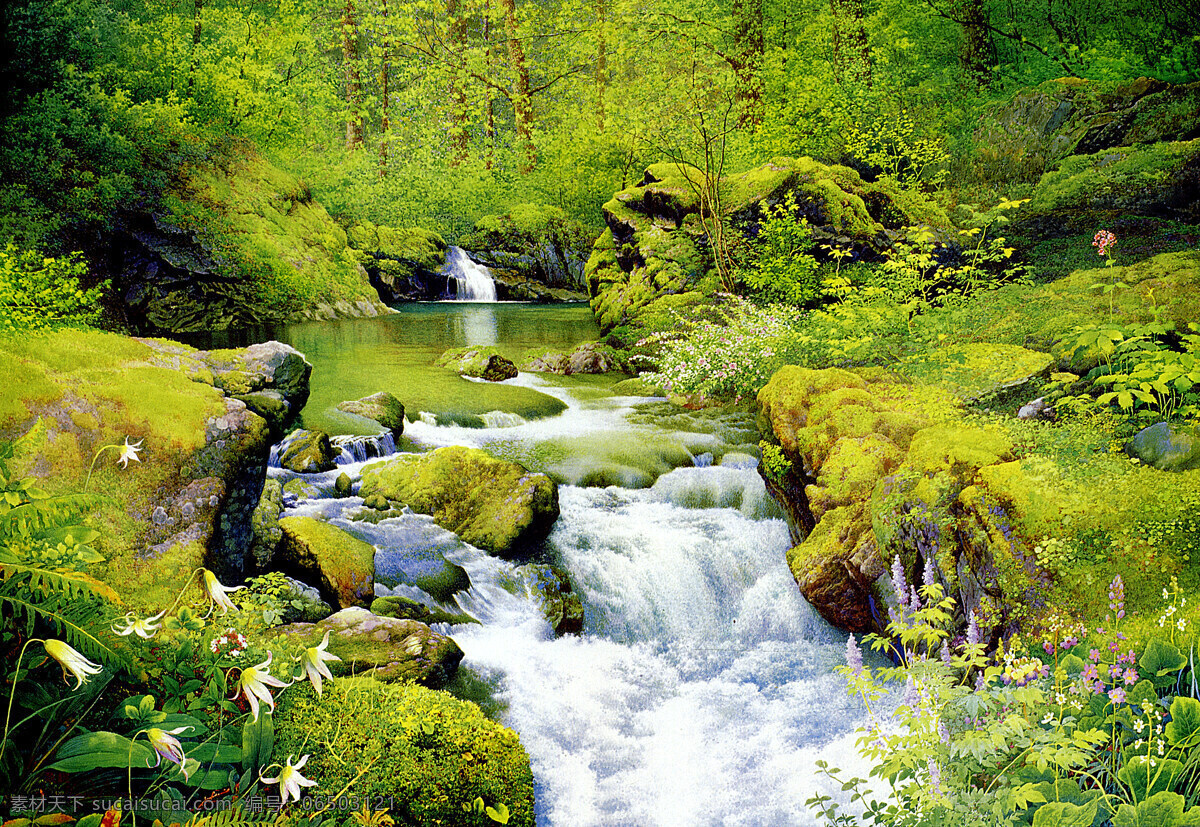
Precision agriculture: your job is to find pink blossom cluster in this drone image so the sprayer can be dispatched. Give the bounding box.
[1093,229,1117,257]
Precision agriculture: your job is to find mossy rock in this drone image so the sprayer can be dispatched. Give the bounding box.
[897,344,1054,405]
[1127,422,1200,472]
[371,595,477,626]
[276,516,375,608]
[612,377,667,396]
[348,222,449,301]
[504,564,584,636]
[0,329,276,609]
[436,346,519,381]
[336,391,406,435]
[122,148,386,333]
[273,678,534,827]
[369,517,473,602]
[271,608,463,687]
[282,477,320,499]
[521,341,624,375]
[277,429,339,473]
[359,447,559,557]
[249,478,284,568]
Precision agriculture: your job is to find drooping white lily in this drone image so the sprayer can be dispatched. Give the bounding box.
[200,569,245,615]
[261,754,318,804]
[297,631,341,697]
[112,610,167,639]
[43,639,103,689]
[142,726,194,778]
[232,651,290,721]
[117,437,143,468]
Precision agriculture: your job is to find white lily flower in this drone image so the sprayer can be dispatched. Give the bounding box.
[201,569,245,615]
[43,639,103,689]
[298,631,341,697]
[261,754,318,804]
[117,437,143,468]
[232,651,290,721]
[112,610,167,639]
[142,726,194,778]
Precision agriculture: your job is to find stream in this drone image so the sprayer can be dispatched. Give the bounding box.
[205,303,875,825]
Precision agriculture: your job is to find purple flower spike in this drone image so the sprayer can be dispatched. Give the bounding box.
[846,635,864,675]
[892,556,908,609]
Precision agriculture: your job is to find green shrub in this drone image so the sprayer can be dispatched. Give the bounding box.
[735,192,821,306]
[273,678,534,827]
[0,245,107,335]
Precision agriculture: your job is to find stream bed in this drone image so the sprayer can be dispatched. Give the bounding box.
[217,304,875,825]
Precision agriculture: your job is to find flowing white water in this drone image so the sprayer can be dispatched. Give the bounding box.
[443,246,498,302]
[271,373,876,825]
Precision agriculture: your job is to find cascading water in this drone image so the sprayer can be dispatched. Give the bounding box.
[443,246,498,302]
[266,349,877,826]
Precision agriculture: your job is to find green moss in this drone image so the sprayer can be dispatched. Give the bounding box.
[273,678,534,827]
[899,343,1054,404]
[0,352,60,428]
[359,447,558,556]
[1029,140,1200,215]
[277,516,375,607]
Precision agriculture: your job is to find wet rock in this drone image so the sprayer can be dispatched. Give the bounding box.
[370,518,473,602]
[437,346,518,381]
[371,595,476,626]
[508,564,583,636]
[271,607,463,687]
[278,429,339,473]
[334,472,353,497]
[276,516,375,608]
[523,341,622,375]
[336,391,406,435]
[359,446,558,557]
[1128,422,1200,471]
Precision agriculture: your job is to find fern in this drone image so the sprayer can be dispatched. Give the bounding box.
[0,579,130,670]
[187,804,287,827]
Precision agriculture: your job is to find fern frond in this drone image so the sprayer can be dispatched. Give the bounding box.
[188,804,287,827]
[0,561,121,603]
[0,582,131,671]
[0,494,112,539]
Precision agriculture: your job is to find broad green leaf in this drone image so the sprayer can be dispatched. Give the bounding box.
[1118,756,1184,802]
[1112,791,1187,827]
[1166,697,1200,747]
[48,731,157,772]
[1032,800,1098,827]
[1140,639,1187,686]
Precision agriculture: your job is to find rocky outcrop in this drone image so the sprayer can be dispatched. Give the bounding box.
[461,203,593,291]
[585,158,950,332]
[276,516,375,608]
[271,607,463,687]
[107,149,390,334]
[359,446,559,557]
[348,221,449,302]
[336,391,406,435]
[0,330,317,605]
[507,564,583,636]
[973,77,1200,188]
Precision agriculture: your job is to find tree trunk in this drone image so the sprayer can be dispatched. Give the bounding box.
[830,0,871,88]
[955,0,994,88]
[187,0,203,94]
[500,0,536,173]
[343,0,364,150]
[731,0,764,125]
[484,5,497,169]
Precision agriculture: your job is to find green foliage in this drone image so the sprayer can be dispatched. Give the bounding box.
[735,193,821,306]
[0,246,107,335]
[844,110,950,191]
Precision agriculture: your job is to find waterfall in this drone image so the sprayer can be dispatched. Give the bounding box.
[443,246,498,302]
[331,432,396,464]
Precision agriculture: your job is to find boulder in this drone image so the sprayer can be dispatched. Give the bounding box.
[334,472,353,496]
[1128,422,1200,471]
[365,516,473,602]
[359,446,559,557]
[277,429,339,473]
[276,516,375,608]
[437,346,519,381]
[371,595,476,626]
[522,342,623,375]
[271,607,463,687]
[336,391,406,435]
[460,202,593,290]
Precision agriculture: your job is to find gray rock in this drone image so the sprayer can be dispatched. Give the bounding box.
[1127,421,1200,471]
[277,576,333,623]
[370,518,473,602]
[1018,397,1055,421]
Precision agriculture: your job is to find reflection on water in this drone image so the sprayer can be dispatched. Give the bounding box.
[172,303,599,435]
[456,305,499,345]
